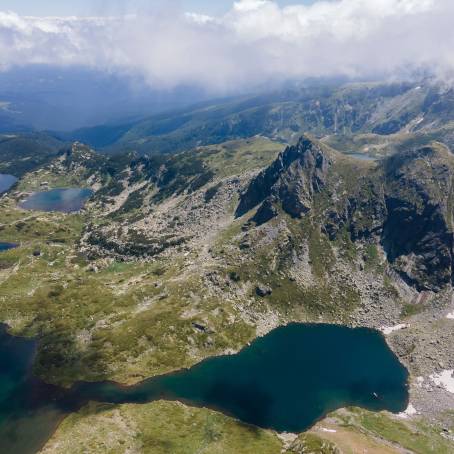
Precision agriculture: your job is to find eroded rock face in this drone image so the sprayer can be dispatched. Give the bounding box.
[236,136,332,219]
[238,137,454,292]
[381,146,454,291]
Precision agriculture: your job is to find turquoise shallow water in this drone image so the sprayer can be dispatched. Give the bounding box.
[0,243,17,252]
[19,188,93,213]
[0,323,409,453]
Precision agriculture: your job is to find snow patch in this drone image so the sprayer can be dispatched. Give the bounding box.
[446,311,454,320]
[320,428,337,433]
[398,403,418,419]
[380,324,408,335]
[430,370,454,394]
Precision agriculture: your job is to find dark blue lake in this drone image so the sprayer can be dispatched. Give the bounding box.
[0,323,409,453]
[19,188,93,213]
[0,174,18,194]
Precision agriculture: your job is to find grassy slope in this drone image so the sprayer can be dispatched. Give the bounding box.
[40,401,454,454]
[197,137,284,179]
[40,401,283,454]
[0,138,284,386]
[322,122,454,158]
[0,198,255,386]
[336,408,454,454]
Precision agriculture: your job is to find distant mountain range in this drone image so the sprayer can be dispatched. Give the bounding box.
[58,79,454,156]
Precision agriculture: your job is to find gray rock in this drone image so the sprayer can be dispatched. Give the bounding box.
[255,285,272,297]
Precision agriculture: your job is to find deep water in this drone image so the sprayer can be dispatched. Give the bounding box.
[19,188,93,213]
[0,323,409,453]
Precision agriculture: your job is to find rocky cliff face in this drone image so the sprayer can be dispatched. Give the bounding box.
[238,137,454,292]
[381,145,454,291]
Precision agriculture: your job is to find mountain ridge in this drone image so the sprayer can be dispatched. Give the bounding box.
[59,80,454,159]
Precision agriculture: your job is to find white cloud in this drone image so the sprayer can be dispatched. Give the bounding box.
[0,0,453,92]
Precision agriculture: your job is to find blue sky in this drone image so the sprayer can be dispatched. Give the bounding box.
[1,0,318,16]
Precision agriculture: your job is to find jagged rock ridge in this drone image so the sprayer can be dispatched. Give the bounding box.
[236,136,332,221]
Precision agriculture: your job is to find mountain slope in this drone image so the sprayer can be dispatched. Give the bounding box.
[0,133,65,176]
[238,136,454,291]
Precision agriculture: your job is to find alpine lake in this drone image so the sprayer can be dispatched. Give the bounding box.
[0,323,409,453]
[19,188,93,213]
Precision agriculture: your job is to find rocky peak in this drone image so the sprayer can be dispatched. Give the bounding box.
[56,142,101,167]
[236,135,332,220]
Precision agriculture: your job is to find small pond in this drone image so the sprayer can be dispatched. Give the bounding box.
[0,243,17,252]
[345,152,379,162]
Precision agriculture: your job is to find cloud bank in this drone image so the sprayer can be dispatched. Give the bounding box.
[0,0,453,92]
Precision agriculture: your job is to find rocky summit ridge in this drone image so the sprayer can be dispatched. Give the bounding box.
[236,136,333,220]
